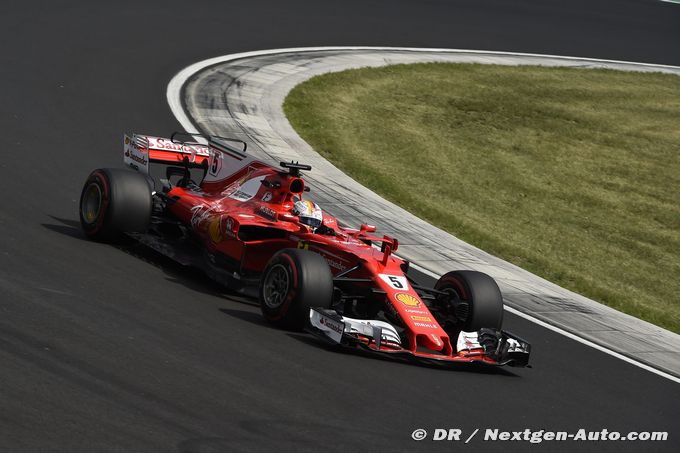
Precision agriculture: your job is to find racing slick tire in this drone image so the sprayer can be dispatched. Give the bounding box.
[433,270,503,333]
[259,248,333,330]
[79,168,152,241]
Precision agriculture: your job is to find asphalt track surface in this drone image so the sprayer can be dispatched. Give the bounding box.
[1,1,679,452]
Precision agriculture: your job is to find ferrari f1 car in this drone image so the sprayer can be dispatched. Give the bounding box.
[79,132,531,367]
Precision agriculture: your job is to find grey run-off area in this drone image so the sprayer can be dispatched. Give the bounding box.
[176,48,680,379]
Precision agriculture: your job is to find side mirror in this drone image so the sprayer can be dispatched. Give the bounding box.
[360,223,377,233]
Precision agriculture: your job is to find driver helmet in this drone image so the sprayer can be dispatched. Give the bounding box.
[293,200,323,230]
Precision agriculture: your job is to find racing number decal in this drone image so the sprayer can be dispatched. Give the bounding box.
[378,274,408,290]
[210,152,221,176]
[389,276,404,288]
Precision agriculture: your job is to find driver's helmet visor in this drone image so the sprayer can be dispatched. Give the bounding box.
[294,200,323,229]
[299,216,322,229]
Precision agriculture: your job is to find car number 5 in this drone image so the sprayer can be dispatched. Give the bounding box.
[379,274,408,290]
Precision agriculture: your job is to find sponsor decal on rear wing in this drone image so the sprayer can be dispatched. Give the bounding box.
[146,136,210,157]
[123,134,149,174]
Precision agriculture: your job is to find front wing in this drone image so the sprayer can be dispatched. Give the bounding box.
[307,308,531,368]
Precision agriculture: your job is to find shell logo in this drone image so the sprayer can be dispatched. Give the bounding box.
[395,293,421,307]
[208,216,223,243]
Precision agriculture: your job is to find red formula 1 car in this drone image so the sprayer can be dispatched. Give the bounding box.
[79,132,530,367]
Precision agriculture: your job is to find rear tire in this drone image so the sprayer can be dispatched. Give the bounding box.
[259,248,333,330]
[433,270,504,334]
[79,168,152,241]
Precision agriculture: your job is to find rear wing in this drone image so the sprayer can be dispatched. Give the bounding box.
[123,132,249,174]
[123,133,213,173]
[123,132,269,192]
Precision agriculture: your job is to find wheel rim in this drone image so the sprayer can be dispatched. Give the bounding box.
[439,287,470,326]
[81,183,102,225]
[263,264,290,309]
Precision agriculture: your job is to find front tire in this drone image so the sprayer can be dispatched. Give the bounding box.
[79,168,152,241]
[433,270,504,335]
[259,248,333,330]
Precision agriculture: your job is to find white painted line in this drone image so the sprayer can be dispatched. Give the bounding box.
[167,47,680,385]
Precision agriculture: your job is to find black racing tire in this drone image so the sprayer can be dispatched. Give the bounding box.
[79,168,152,241]
[434,270,504,333]
[259,248,333,330]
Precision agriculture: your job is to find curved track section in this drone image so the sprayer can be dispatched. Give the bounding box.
[172,47,680,380]
[2,1,680,452]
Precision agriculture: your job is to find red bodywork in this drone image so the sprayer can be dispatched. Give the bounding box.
[139,135,495,364]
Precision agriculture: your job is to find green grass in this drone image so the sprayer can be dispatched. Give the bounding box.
[284,63,680,334]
